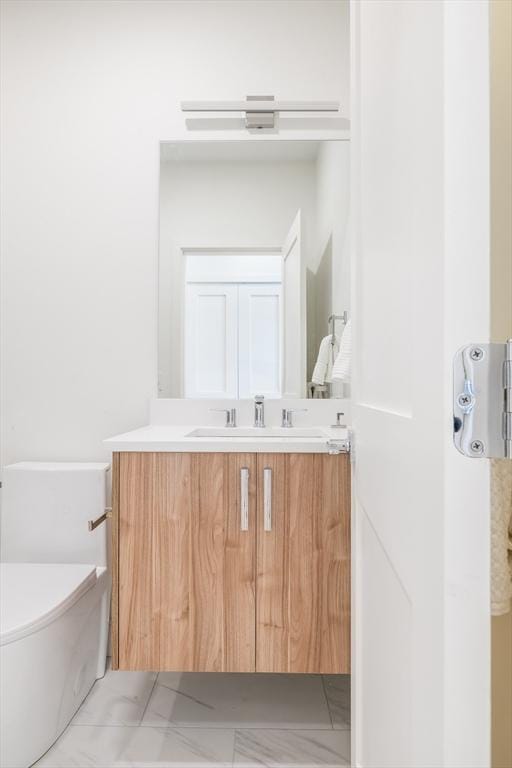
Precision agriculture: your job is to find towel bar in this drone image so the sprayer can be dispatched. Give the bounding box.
[328,312,349,345]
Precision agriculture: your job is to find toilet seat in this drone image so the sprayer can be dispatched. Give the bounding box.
[0,563,98,646]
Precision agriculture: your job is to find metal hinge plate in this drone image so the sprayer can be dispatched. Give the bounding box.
[453,340,512,458]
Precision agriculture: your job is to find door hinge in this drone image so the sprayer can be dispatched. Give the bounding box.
[453,339,512,459]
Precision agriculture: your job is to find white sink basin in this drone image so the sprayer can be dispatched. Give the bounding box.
[186,427,327,439]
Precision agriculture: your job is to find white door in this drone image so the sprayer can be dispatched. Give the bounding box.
[352,2,491,767]
[282,210,305,397]
[238,283,282,399]
[185,283,238,398]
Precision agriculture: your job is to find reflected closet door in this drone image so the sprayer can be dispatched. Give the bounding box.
[238,283,282,399]
[184,283,238,398]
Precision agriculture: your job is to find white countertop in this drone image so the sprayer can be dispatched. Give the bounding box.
[104,424,350,453]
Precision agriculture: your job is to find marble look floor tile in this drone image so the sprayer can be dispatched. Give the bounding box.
[233,729,351,767]
[142,673,332,730]
[322,676,351,730]
[72,665,157,726]
[34,725,235,767]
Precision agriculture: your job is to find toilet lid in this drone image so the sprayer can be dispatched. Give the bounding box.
[0,563,97,646]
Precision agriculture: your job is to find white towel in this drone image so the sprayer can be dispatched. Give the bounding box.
[332,320,352,382]
[491,458,512,615]
[312,335,339,385]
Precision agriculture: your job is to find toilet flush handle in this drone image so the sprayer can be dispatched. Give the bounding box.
[88,507,112,531]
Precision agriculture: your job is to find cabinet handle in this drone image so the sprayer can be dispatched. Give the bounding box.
[240,467,249,531]
[263,467,272,531]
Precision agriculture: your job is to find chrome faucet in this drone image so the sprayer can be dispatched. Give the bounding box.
[210,408,237,427]
[253,395,265,428]
[281,408,307,428]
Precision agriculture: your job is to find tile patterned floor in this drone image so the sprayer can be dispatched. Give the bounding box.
[34,665,351,768]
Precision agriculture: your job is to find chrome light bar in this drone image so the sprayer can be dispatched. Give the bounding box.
[181,95,340,129]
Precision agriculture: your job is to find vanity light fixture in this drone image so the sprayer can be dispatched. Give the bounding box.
[181,94,340,130]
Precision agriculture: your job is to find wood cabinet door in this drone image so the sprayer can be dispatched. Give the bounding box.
[256,453,350,673]
[114,452,256,672]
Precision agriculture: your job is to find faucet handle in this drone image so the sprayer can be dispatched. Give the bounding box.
[253,395,265,427]
[209,408,237,427]
[281,408,308,428]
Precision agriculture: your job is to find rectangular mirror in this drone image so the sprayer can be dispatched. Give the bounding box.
[158,140,350,399]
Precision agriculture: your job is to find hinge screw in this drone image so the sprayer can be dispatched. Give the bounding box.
[470,347,485,361]
[470,440,485,454]
[457,394,472,407]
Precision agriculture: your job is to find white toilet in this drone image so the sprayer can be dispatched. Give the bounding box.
[0,462,111,768]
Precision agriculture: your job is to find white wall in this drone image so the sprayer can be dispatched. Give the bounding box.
[0,0,349,464]
[161,158,317,251]
[316,142,351,315]
[307,141,350,382]
[159,155,317,397]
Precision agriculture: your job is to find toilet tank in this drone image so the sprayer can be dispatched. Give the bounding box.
[0,462,110,566]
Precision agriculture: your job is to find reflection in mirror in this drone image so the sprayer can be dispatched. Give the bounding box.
[158,140,350,399]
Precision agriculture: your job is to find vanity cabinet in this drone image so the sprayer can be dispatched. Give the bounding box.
[255,453,350,674]
[111,452,350,674]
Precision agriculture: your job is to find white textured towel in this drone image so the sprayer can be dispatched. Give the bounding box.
[332,320,352,382]
[312,335,339,385]
[491,458,512,616]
